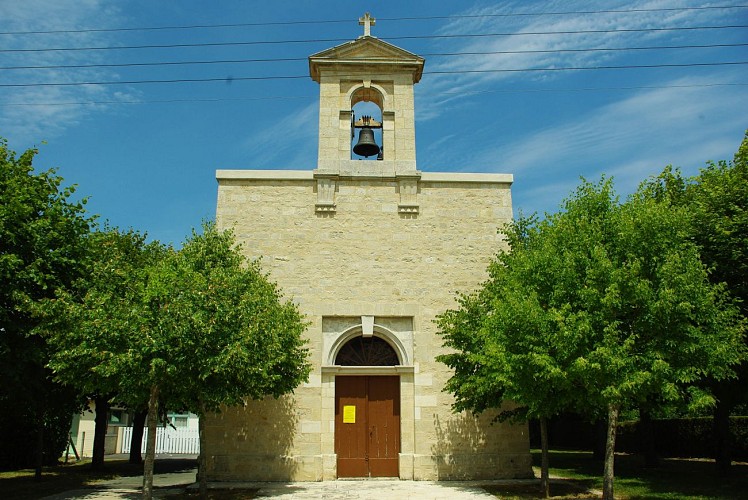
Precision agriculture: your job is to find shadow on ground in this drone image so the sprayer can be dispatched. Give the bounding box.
[532,449,748,499]
[483,479,597,499]
[165,489,259,499]
[1,456,197,500]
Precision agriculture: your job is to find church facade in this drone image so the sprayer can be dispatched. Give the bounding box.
[205,14,532,481]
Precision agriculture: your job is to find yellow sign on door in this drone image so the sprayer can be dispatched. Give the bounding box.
[343,405,356,423]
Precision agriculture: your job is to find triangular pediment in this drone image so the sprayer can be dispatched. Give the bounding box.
[310,36,421,62]
[309,36,425,82]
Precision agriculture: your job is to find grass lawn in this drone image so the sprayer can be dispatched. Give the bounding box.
[0,457,196,499]
[484,449,748,499]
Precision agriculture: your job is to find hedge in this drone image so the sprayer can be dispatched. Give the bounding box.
[530,415,748,461]
[617,417,748,461]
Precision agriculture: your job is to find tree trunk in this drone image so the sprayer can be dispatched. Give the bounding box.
[142,385,159,500]
[129,409,147,464]
[539,417,550,498]
[639,406,659,468]
[713,394,732,474]
[603,404,619,500]
[198,401,208,498]
[34,362,46,480]
[34,414,44,480]
[92,396,110,470]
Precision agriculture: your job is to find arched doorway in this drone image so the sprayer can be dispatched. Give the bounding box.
[334,335,401,477]
[336,336,400,366]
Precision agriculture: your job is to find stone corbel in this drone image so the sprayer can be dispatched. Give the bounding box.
[315,175,338,213]
[397,176,420,214]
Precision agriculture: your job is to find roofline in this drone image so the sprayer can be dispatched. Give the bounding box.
[308,36,424,83]
[216,170,513,185]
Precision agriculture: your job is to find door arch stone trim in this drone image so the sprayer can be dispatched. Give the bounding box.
[326,323,410,366]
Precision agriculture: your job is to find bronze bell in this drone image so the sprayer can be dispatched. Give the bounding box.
[353,127,380,157]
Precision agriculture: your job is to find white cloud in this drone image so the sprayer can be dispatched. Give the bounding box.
[0,0,137,145]
[417,0,735,120]
[500,73,747,217]
[414,0,747,218]
[239,102,318,168]
[486,74,746,175]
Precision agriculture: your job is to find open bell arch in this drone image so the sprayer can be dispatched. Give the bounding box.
[348,84,387,159]
[347,83,389,111]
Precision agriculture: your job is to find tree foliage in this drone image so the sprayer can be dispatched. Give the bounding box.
[690,132,748,310]
[43,228,164,401]
[42,222,311,498]
[640,131,748,471]
[39,228,166,468]
[150,224,311,412]
[438,176,745,499]
[0,138,93,471]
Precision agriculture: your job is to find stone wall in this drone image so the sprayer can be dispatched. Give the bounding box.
[206,167,533,481]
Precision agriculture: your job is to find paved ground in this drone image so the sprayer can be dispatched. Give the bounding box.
[40,466,544,499]
[40,467,196,499]
[199,479,508,499]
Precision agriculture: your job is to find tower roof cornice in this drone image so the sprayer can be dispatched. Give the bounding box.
[308,34,425,83]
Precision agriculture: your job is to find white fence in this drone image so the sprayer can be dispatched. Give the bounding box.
[121,427,200,454]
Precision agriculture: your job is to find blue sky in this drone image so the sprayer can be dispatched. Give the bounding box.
[2,1,746,245]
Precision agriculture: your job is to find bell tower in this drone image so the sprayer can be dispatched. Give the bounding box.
[309,13,425,175]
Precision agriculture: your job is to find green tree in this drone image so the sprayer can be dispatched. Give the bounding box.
[43,222,311,499]
[40,227,166,470]
[438,178,745,500]
[689,132,748,472]
[0,138,93,475]
[640,131,748,471]
[144,223,311,497]
[437,214,584,497]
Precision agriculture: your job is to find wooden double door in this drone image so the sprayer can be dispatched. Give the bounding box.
[335,376,400,477]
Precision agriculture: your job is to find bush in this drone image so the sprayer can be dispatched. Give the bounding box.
[0,389,77,470]
[617,417,748,461]
[531,415,748,461]
[529,414,601,450]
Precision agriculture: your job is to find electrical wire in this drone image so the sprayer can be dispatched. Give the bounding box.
[3,83,746,107]
[2,25,746,53]
[2,43,746,72]
[1,5,746,35]
[1,61,745,88]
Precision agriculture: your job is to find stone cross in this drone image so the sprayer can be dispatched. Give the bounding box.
[358,12,375,37]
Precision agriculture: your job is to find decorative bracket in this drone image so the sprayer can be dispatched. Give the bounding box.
[397,176,420,214]
[315,175,338,213]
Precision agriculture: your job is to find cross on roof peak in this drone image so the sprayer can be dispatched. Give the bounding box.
[358,12,376,37]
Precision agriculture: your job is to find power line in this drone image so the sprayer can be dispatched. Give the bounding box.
[428,61,748,75]
[2,61,745,88]
[1,96,315,106]
[426,42,748,58]
[2,43,746,72]
[2,96,315,106]
[0,75,307,88]
[0,56,307,71]
[1,5,746,36]
[1,25,746,53]
[3,83,746,107]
